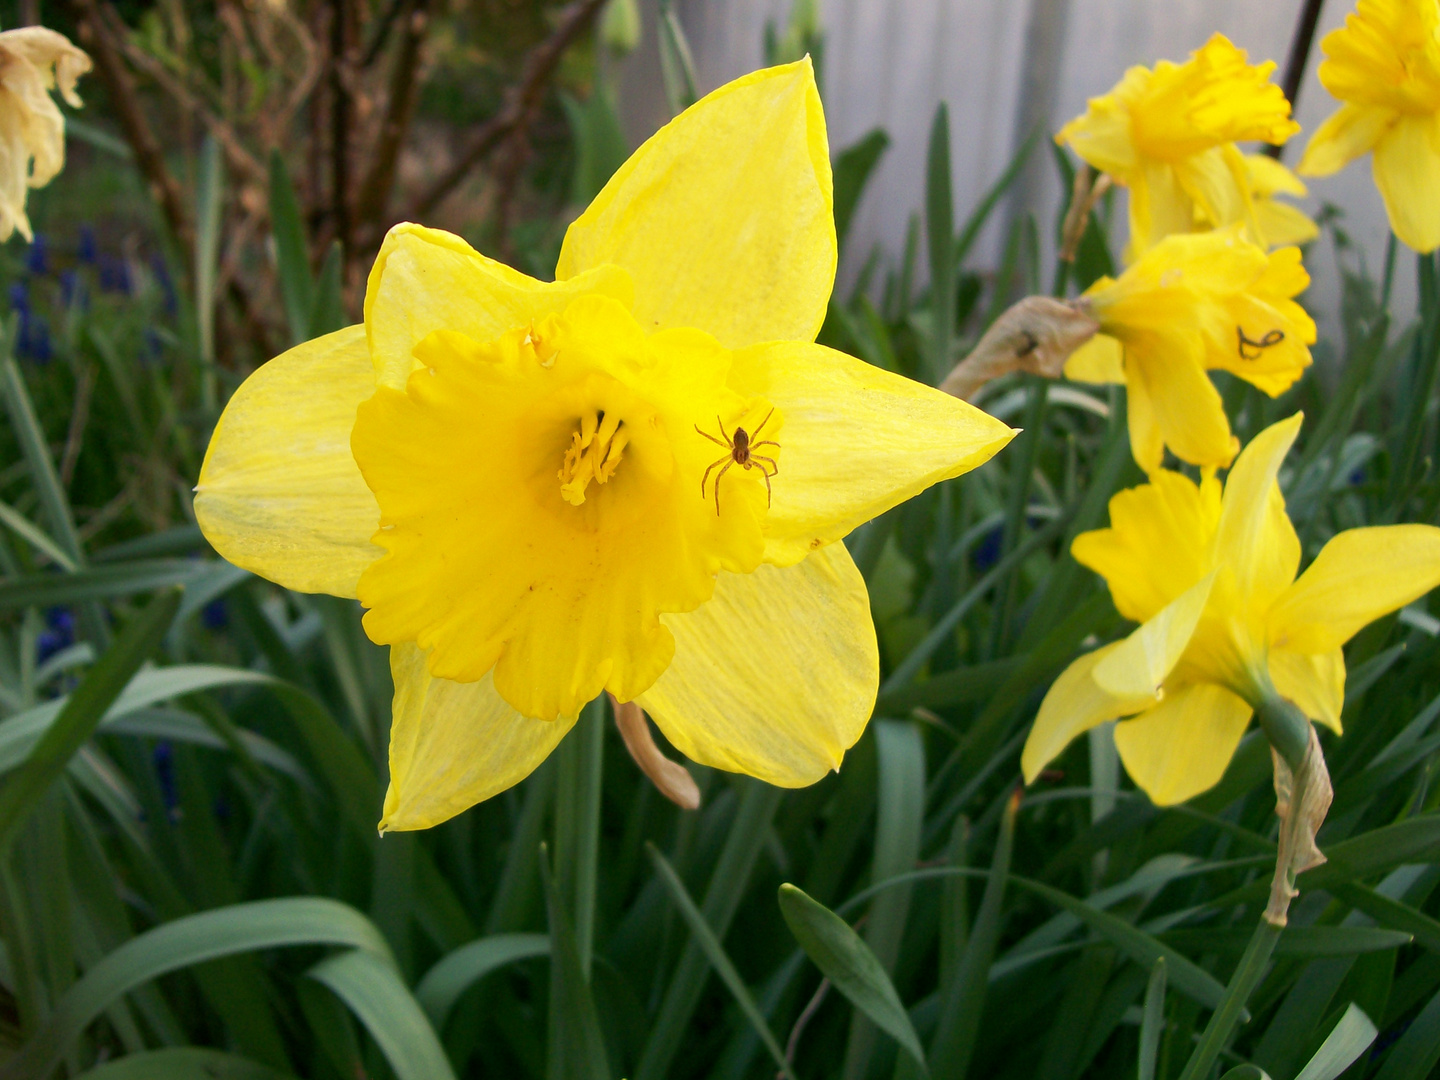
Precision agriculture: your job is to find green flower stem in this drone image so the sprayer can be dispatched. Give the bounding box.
[1254,696,1310,774]
[1175,915,1282,1080]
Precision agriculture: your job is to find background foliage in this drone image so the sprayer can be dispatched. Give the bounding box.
[4,1,1440,1078]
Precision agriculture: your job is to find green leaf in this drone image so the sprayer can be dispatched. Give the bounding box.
[540,844,610,1080]
[649,844,796,1080]
[1374,983,1440,1080]
[307,949,457,1080]
[1,898,394,1080]
[308,241,347,338]
[925,103,953,383]
[71,1048,288,1079]
[0,587,181,850]
[777,883,926,1073]
[415,933,549,1029]
[268,149,315,347]
[0,498,77,571]
[1138,959,1167,1080]
[1294,1003,1378,1080]
[194,135,224,409]
[0,559,218,611]
[833,128,889,250]
[656,0,697,116]
[1161,926,1412,958]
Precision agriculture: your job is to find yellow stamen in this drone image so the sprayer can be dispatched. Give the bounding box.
[559,409,627,505]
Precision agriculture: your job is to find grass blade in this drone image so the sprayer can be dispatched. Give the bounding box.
[0,587,181,850]
[649,844,796,1080]
[72,1048,285,1078]
[540,844,610,1080]
[1138,959,1167,1080]
[307,949,457,1080]
[268,149,315,347]
[194,135,224,411]
[833,129,889,250]
[1294,1003,1378,1080]
[1374,984,1440,1080]
[778,883,926,1074]
[925,103,954,384]
[415,933,549,1029]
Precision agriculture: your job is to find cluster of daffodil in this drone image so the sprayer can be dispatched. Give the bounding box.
[195,60,1015,831]
[1019,0,1440,858]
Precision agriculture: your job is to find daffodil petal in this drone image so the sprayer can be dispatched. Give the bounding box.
[636,541,877,787]
[1093,571,1216,699]
[380,643,573,831]
[1254,198,1320,248]
[365,222,634,389]
[1269,524,1440,653]
[1124,359,1166,473]
[1113,682,1253,805]
[1072,469,1221,624]
[1373,114,1440,254]
[726,340,1016,566]
[1215,412,1302,616]
[1268,647,1344,733]
[556,59,834,349]
[194,325,381,597]
[1297,103,1397,178]
[1129,345,1236,470]
[1021,642,1153,783]
[1064,333,1126,384]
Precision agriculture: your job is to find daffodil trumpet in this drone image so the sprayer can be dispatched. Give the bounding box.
[193,59,1016,831]
[1021,413,1440,923]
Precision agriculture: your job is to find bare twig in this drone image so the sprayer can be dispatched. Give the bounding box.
[353,0,431,235]
[1265,0,1327,160]
[330,0,359,259]
[397,0,608,228]
[940,296,1100,402]
[63,0,193,249]
[1057,167,1112,264]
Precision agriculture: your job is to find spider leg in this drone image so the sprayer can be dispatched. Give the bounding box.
[760,464,772,506]
[750,407,776,438]
[750,439,780,451]
[751,454,779,477]
[716,415,729,444]
[694,424,729,448]
[712,460,733,515]
[700,453,730,496]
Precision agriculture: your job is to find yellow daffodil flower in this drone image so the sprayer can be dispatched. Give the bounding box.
[1021,413,1440,806]
[1063,227,1315,472]
[193,60,1015,831]
[1297,0,1440,253]
[1244,154,1320,247]
[1057,34,1300,255]
[0,26,91,242]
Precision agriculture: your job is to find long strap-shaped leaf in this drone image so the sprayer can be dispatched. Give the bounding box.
[415,933,550,1029]
[1,897,395,1080]
[0,586,181,850]
[72,1047,288,1079]
[307,950,457,1080]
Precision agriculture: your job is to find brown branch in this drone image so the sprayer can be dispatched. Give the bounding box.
[352,0,431,235]
[330,0,359,260]
[396,0,608,227]
[63,0,193,249]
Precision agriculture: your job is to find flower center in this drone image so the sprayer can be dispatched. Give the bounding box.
[559,409,630,505]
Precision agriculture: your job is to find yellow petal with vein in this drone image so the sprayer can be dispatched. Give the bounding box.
[364,222,634,389]
[1269,524,1440,653]
[1094,572,1215,699]
[1128,345,1236,470]
[1021,642,1153,783]
[1268,647,1345,733]
[1373,114,1440,254]
[1114,682,1253,805]
[556,59,834,349]
[637,542,877,787]
[380,643,572,831]
[1214,413,1302,616]
[726,340,1016,566]
[194,325,381,597]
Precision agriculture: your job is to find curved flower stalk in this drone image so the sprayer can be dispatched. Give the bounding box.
[0,26,91,242]
[1298,0,1440,253]
[1022,411,1440,811]
[1056,34,1301,256]
[1062,227,1315,472]
[194,60,1016,831]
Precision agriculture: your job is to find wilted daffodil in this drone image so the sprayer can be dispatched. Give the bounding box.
[1022,413,1440,807]
[1298,0,1440,253]
[1057,34,1300,255]
[0,26,91,243]
[194,60,1015,831]
[1063,226,1315,472]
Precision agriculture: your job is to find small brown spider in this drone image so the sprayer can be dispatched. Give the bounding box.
[695,409,779,515]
